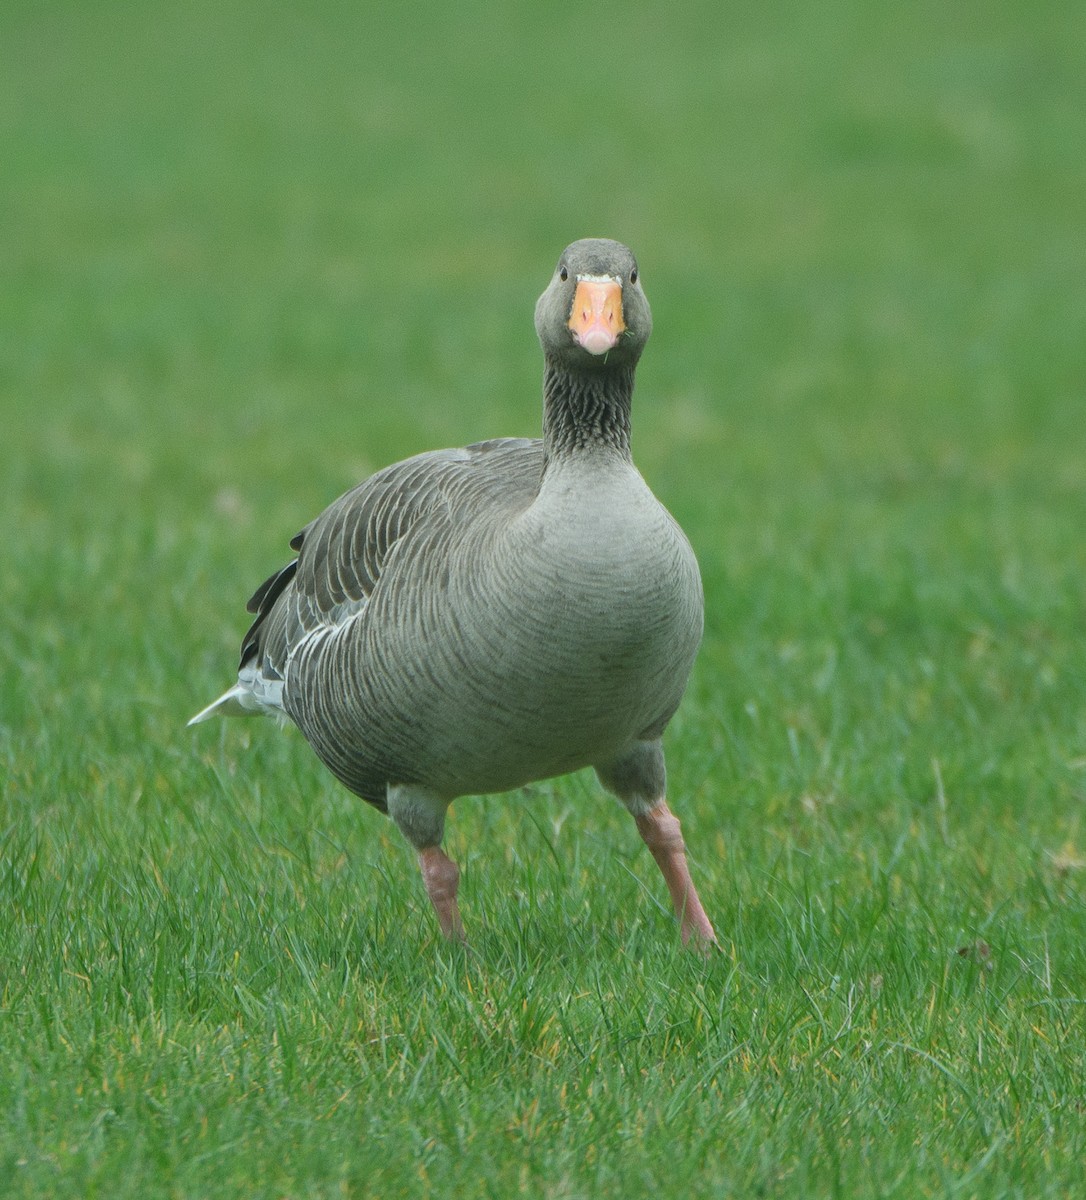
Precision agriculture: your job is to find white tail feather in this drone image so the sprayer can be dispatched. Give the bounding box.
[188,674,285,726]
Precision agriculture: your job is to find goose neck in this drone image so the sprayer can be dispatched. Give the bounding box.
[541,362,635,465]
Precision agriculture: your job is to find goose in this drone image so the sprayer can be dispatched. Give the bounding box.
[191,238,717,946]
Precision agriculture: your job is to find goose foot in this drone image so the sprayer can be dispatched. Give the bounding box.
[388,784,466,941]
[418,846,466,942]
[634,801,718,947]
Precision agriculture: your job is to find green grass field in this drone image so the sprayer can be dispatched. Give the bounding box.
[3,0,1085,1195]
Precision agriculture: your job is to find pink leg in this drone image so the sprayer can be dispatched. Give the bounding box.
[635,801,718,946]
[418,846,466,942]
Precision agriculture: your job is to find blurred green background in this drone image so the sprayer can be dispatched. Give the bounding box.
[2,0,1085,1195]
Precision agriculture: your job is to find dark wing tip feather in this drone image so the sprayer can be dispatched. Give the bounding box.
[246,558,299,615]
[240,558,299,668]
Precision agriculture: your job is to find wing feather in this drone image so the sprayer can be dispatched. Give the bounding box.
[238,437,543,679]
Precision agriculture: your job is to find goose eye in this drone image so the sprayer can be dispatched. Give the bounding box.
[630,268,638,284]
[559,266,569,282]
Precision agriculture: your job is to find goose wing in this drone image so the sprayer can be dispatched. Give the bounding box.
[239,437,543,683]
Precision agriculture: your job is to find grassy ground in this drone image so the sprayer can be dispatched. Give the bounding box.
[2,0,1085,1195]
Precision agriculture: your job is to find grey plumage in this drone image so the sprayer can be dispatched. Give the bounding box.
[191,238,717,944]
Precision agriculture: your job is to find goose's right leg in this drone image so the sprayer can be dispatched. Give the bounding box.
[387,784,465,941]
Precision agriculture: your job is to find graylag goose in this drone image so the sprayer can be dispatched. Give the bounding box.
[191,238,716,946]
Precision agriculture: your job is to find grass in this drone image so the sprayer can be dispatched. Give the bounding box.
[2,0,1085,1195]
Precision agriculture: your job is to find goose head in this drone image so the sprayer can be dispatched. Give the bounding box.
[534,238,653,372]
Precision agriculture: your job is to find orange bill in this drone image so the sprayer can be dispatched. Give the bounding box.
[568,278,626,355]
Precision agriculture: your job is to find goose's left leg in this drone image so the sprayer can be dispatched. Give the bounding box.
[387,784,465,941]
[596,741,717,947]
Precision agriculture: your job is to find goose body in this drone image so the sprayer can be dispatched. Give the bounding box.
[192,239,716,944]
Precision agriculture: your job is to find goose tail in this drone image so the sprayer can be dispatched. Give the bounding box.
[188,673,286,726]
